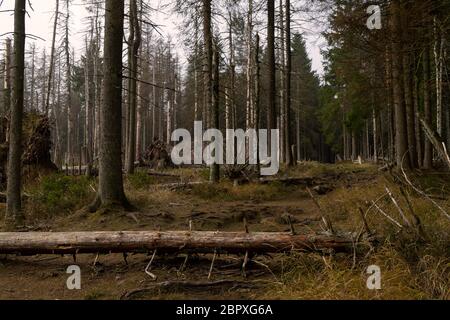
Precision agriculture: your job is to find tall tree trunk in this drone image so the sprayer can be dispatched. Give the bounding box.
[90,0,129,211]
[194,14,201,123]
[29,43,36,112]
[267,0,277,135]
[202,0,219,183]
[413,74,423,168]
[434,18,444,136]
[125,0,141,174]
[245,0,254,130]
[7,0,26,225]
[372,108,378,163]
[284,0,293,167]
[423,44,433,169]
[45,0,60,117]
[390,0,410,169]
[279,0,285,163]
[403,52,417,168]
[3,38,11,116]
[65,0,73,166]
[255,33,261,174]
[210,44,220,183]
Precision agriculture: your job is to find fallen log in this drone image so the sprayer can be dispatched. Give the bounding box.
[0,231,357,255]
[155,181,207,190]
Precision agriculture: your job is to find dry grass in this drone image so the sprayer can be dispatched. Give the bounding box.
[1,162,449,300]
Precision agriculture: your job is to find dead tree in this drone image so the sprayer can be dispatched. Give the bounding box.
[89,0,130,211]
[7,0,26,225]
[0,231,358,255]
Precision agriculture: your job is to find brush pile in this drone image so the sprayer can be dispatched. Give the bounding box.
[140,140,174,169]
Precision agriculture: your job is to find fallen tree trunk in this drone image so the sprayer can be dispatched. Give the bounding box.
[420,118,450,170]
[0,231,357,255]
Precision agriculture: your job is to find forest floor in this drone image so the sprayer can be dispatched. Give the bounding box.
[0,162,449,300]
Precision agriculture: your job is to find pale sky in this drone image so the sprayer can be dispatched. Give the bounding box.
[0,0,325,75]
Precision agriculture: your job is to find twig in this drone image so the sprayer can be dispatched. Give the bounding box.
[400,157,450,221]
[385,187,412,227]
[372,201,403,229]
[242,251,249,278]
[358,206,372,236]
[145,250,157,280]
[208,250,217,280]
[121,280,264,299]
[306,187,335,235]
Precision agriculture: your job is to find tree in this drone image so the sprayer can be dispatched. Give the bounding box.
[7,0,26,225]
[202,0,219,183]
[267,0,277,135]
[89,0,129,211]
[390,0,409,169]
[125,0,141,174]
[284,0,293,166]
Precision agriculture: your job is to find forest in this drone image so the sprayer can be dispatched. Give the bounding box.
[0,0,449,301]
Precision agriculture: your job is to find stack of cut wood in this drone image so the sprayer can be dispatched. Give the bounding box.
[140,140,174,169]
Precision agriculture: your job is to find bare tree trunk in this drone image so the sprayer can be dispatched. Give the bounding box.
[65,0,73,167]
[211,44,220,183]
[125,0,141,174]
[403,52,417,168]
[413,72,423,168]
[202,0,219,183]
[3,38,11,115]
[255,33,261,174]
[45,0,60,117]
[0,231,357,255]
[423,44,433,169]
[284,0,293,167]
[434,18,444,136]
[279,0,285,163]
[267,0,277,136]
[245,0,254,130]
[90,0,129,211]
[29,43,36,112]
[6,0,26,225]
[373,107,378,163]
[84,36,93,177]
[152,48,157,141]
[390,0,410,169]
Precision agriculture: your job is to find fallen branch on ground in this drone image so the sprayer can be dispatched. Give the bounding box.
[121,280,266,299]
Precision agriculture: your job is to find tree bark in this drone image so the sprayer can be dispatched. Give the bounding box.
[245,0,254,130]
[90,0,129,211]
[6,0,26,225]
[3,38,11,116]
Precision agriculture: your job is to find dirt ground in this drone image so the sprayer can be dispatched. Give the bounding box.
[0,163,449,300]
